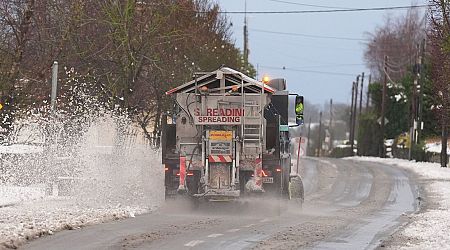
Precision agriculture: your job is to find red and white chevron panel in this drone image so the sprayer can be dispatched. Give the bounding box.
[208,155,233,163]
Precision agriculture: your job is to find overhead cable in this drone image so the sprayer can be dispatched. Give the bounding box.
[267,0,352,9]
[210,5,428,14]
[260,65,356,76]
[251,28,366,41]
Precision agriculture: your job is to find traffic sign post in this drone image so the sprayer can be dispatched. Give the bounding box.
[51,61,58,112]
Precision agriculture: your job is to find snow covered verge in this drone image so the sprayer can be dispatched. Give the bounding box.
[0,116,164,249]
[425,141,450,155]
[347,157,450,249]
[0,186,45,208]
[0,197,154,249]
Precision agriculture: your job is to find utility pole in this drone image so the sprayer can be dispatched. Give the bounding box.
[51,61,58,112]
[350,82,355,153]
[243,0,249,64]
[442,122,448,168]
[317,111,323,157]
[409,44,420,160]
[417,39,425,144]
[306,116,312,156]
[352,75,360,155]
[329,99,333,152]
[380,56,388,158]
[359,72,364,115]
[366,74,372,110]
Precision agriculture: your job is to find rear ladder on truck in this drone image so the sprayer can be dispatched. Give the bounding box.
[241,80,264,158]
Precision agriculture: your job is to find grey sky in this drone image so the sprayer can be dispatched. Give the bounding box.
[216,0,427,105]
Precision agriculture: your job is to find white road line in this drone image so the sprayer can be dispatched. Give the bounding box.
[184,240,205,247]
[260,218,270,223]
[226,228,240,233]
[243,223,256,228]
[207,233,224,238]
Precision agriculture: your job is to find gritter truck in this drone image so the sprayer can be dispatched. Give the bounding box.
[161,67,304,203]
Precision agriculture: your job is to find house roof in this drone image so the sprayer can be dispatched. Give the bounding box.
[166,67,275,95]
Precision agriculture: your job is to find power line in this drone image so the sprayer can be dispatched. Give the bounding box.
[273,63,365,69]
[211,5,428,14]
[300,63,365,69]
[251,28,366,41]
[260,65,356,76]
[267,0,352,10]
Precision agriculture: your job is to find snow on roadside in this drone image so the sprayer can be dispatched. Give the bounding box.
[0,115,164,249]
[0,197,155,249]
[347,157,450,249]
[0,145,43,154]
[0,186,45,207]
[425,141,450,155]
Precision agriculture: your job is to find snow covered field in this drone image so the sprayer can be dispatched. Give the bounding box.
[348,157,450,249]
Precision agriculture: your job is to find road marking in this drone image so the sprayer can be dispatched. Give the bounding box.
[207,233,224,238]
[260,218,270,223]
[184,240,204,247]
[226,228,240,233]
[243,223,256,228]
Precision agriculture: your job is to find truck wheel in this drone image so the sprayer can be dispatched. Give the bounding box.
[282,158,291,197]
[289,175,304,207]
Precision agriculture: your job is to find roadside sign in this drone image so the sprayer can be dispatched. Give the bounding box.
[377,117,389,125]
[0,103,3,110]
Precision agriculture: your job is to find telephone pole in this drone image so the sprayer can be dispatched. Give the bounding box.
[306,116,312,156]
[243,0,249,64]
[317,111,323,157]
[351,75,359,155]
[350,82,355,154]
[417,39,425,144]
[409,45,420,160]
[366,74,372,110]
[329,99,333,152]
[359,72,364,115]
[380,56,388,158]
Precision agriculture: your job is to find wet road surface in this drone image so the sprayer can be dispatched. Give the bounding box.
[22,157,418,250]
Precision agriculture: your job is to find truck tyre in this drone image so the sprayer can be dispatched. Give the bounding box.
[289,175,304,207]
[281,158,291,197]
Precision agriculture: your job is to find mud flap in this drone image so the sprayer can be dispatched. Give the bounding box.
[244,158,264,193]
[177,156,187,194]
[289,174,304,206]
[245,177,264,193]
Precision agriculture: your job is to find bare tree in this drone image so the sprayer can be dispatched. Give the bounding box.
[0,0,254,144]
[428,0,450,167]
[364,9,426,81]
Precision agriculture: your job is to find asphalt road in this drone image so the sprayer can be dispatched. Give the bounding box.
[22,157,418,250]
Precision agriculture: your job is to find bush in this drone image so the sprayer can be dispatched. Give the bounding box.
[357,113,382,156]
[392,140,428,161]
[329,147,353,158]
